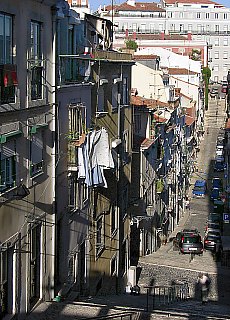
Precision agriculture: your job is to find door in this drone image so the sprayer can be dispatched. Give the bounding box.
[29,225,41,308]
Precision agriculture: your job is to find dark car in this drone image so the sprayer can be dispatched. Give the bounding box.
[204,234,222,252]
[212,178,223,191]
[180,233,203,255]
[173,229,199,251]
[210,188,221,201]
[205,222,222,234]
[214,161,226,172]
[207,212,222,224]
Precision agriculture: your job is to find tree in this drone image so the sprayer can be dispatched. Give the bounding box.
[125,39,138,51]
[202,66,211,110]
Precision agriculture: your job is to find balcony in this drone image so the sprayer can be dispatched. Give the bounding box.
[58,50,133,86]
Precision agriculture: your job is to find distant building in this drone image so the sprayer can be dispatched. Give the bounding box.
[99,0,230,82]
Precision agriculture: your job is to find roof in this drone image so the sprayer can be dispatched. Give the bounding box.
[131,95,170,109]
[168,68,198,75]
[164,0,224,6]
[126,34,188,41]
[141,138,155,149]
[105,2,165,12]
[133,54,159,60]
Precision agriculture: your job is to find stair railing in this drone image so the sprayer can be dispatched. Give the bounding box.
[145,282,189,312]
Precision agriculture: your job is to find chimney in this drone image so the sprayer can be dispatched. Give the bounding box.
[188,32,192,41]
[160,31,165,40]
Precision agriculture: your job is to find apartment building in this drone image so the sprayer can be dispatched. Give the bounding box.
[0,0,56,317]
[99,0,230,83]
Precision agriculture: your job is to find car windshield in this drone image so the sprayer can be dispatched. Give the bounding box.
[193,186,205,191]
[182,236,201,243]
[206,236,221,241]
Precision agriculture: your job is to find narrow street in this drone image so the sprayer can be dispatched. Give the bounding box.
[138,96,230,309]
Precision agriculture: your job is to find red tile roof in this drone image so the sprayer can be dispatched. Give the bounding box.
[168,68,198,75]
[164,0,224,6]
[131,95,169,108]
[185,115,195,126]
[105,2,165,12]
[141,138,155,149]
[133,54,159,60]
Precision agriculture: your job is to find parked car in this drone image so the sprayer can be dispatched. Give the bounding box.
[215,155,225,163]
[173,229,199,251]
[212,177,223,191]
[180,232,203,255]
[207,212,222,224]
[204,233,222,252]
[205,222,222,234]
[214,161,226,172]
[210,188,221,201]
[192,180,207,198]
[216,148,224,157]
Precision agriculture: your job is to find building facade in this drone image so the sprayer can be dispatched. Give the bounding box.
[0,0,56,317]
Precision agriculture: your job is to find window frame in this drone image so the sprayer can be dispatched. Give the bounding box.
[96,216,105,257]
[29,20,43,101]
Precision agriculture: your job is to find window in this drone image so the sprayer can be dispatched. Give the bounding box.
[223,65,228,72]
[215,25,219,33]
[140,24,146,31]
[30,132,43,177]
[224,25,228,33]
[180,12,184,19]
[111,202,118,235]
[122,185,128,218]
[179,24,184,32]
[123,130,129,163]
[215,13,219,19]
[112,77,121,110]
[97,86,105,112]
[188,24,192,31]
[150,24,155,32]
[0,142,16,192]
[214,51,219,59]
[30,21,42,100]
[214,38,219,46]
[0,13,13,64]
[224,13,228,19]
[168,12,172,18]
[29,225,41,306]
[96,216,104,256]
[224,38,228,46]
[0,14,17,104]
[170,24,175,32]
[213,65,219,72]
[206,13,209,19]
[122,77,128,105]
[223,51,228,60]
[197,12,201,19]
[110,255,117,276]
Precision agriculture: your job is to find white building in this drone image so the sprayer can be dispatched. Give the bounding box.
[99,0,230,83]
